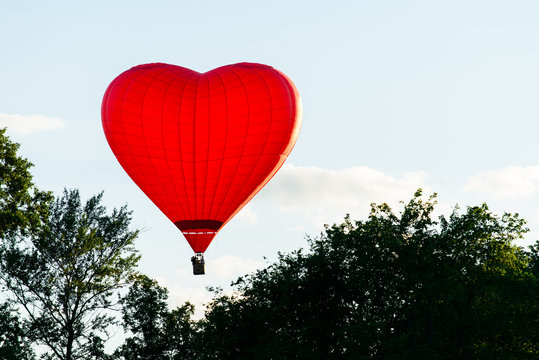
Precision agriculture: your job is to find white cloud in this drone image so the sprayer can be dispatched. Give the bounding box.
[0,113,65,135]
[155,278,211,319]
[207,255,263,280]
[262,164,431,226]
[464,166,539,199]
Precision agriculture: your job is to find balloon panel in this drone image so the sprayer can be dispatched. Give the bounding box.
[102,63,302,253]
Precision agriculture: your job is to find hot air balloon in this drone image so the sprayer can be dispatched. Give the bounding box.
[101,62,302,274]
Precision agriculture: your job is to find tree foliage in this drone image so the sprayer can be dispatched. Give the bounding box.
[0,130,537,359]
[0,301,35,360]
[115,275,196,360]
[196,191,538,360]
[0,128,51,238]
[0,129,46,359]
[0,189,140,360]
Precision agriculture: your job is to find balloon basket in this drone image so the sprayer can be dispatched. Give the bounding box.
[191,253,205,275]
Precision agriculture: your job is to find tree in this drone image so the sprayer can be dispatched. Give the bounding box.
[0,128,51,238]
[198,190,538,360]
[0,129,48,359]
[0,301,35,360]
[0,189,140,360]
[115,275,196,360]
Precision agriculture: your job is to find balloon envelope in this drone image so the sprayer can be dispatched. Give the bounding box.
[102,63,302,253]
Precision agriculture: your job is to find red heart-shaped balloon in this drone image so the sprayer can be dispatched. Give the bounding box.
[102,63,302,253]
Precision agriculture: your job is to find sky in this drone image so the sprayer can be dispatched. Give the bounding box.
[1,0,539,319]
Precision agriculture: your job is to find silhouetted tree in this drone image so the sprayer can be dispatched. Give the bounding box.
[1,128,536,359]
[0,301,35,360]
[0,189,140,360]
[0,129,48,359]
[197,191,538,360]
[115,275,196,360]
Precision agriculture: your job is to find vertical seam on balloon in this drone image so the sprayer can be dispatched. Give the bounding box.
[211,66,251,220]
[252,69,300,192]
[101,78,116,145]
[118,69,156,190]
[177,71,198,222]
[275,71,301,155]
[117,72,138,168]
[256,68,298,183]
[218,66,275,223]
[203,74,210,220]
[205,69,229,221]
[116,72,133,180]
[176,73,199,224]
[193,75,201,225]
[159,67,189,221]
[139,67,174,214]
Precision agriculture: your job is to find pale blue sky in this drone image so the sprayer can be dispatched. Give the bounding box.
[1,1,539,312]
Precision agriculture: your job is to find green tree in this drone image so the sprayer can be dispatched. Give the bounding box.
[0,129,48,359]
[0,189,140,360]
[0,301,35,360]
[198,191,538,360]
[0,128,51,238]
[115,275,196,360]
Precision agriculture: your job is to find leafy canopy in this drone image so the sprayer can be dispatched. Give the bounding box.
[0,189,140,360]
[115,275,196,360]
[196,190,538,360]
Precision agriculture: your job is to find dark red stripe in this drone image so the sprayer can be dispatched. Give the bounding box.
[175,219,223,231]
